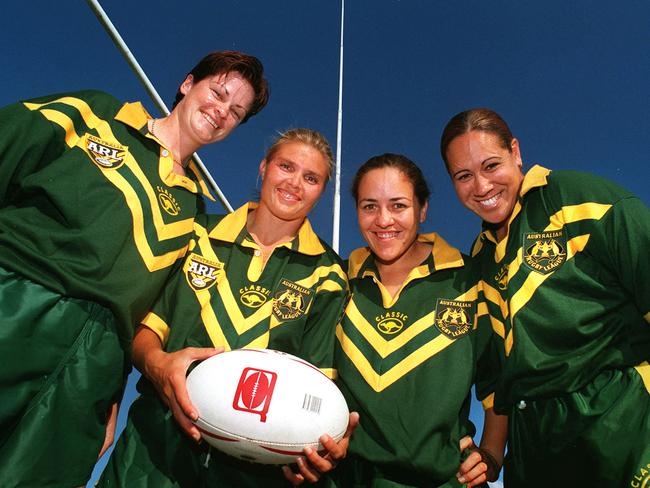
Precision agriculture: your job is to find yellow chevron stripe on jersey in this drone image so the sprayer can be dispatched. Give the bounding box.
[37,108,81,147]
[634,362,650,394]
[193,225,274,338]
[337,322,455,392]
[505,234,590,355]
[482,280,509,320]
[550,202,612,226]
[29,97,198,237]
[500,203,609,353]
[39,110,188,270]
[218,278,274,334]
[345,299,438,358]
[345,283,474,359]
[298,263,346,290]
[477,300,489,323]
[63,97,197,237]
[242,332,270,349]
[317,279,345,293]
[482,197,614,353]
[26,98,194,271]
[489,314,506,339]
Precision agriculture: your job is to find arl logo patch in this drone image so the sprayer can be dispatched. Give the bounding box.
[375,311,408,335]
[184,253,223,291]
[157,186,180,216]
[273,279,313,321]
[240,285,271,308]
[434,298,475,339]
[232,367,277,422]
[85,134,126,169]
[523,230,567,274]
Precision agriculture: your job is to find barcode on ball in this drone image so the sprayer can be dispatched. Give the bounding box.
[302,394,322,414]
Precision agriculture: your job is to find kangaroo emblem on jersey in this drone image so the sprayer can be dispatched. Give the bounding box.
[434,299,474,339]
[240,285,271,308]
[156,186,180,216]
[273,279,313,321]
[523,230,567,274]
[184,253,223,291]
[85,134,126,169]
[375,311,408,335]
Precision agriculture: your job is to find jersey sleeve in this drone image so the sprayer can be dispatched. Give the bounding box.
[140,261,186,346]
[0,100,65,205]
[597,196,650,325]
[299,263,349,379]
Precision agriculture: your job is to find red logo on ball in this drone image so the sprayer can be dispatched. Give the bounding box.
[233,368,277,422]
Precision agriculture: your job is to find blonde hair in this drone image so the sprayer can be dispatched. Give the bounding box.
[265,128,334,180]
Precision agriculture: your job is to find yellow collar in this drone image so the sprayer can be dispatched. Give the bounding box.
[520,164,551,197]
[115,101,215,201]
[208,202,326,256]
[472,164,552,254]
[347,232,464,279]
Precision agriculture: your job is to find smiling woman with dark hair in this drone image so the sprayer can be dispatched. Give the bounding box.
[0,50,268,487]
[314,153,507,488]
[441,107,650,487]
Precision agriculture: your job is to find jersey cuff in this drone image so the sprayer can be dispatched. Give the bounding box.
[320,367,338,380]
[141,311,170,346]
[481,392,495,410]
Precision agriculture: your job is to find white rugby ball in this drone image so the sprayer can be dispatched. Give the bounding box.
[186,348,349,465]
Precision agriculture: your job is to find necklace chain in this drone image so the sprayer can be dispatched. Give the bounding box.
[150,118,185,169]
[150,118,157,138]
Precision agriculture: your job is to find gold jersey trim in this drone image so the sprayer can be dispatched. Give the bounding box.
[141,312,171,346]
[635,362,650,395]
[336,322,455,392]
[348,233,464,279]
[481,392,495,410]
[339,286,477,391]
[320,368,338,380]
[25,97,196,272]
[189,221,344,350]
[209,202,326,256]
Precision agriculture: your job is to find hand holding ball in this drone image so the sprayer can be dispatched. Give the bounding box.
[186,348,349,465]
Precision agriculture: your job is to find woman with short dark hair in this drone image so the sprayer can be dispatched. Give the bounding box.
[0,50,268,487]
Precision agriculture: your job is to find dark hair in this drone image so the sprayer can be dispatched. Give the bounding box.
[351,153,430,206]
[440,108,514,169]
[172,50,269,123]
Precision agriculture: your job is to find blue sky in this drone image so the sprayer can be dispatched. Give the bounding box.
[2,1,648,486]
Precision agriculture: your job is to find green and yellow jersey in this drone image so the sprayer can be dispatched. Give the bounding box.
[474,165,650,410]
[143,202,348,371]
[100,202,348,487]
[334,233,495,487]
[0,90,213,338]
[474,165,650,486]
